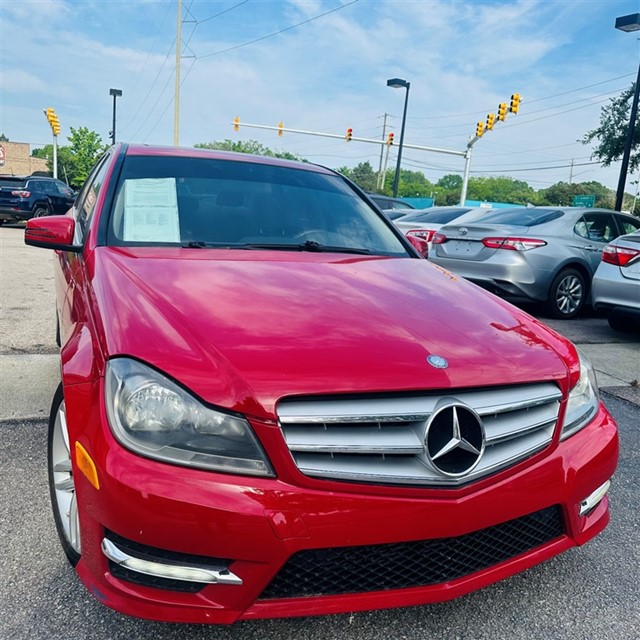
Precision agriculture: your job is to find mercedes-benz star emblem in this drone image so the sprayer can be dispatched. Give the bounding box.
[425,403,485,477]
[426,354,448,369]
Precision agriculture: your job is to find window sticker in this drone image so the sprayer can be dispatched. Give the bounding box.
[123,178,180,242]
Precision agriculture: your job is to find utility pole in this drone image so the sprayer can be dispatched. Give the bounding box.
[174,0,182,146]
[377,113,389,190]
[569,158,574,184]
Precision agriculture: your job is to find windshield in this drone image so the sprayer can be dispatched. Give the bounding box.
[108,155,409,257]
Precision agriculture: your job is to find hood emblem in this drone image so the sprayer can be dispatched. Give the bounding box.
[458,227,468,236]
[427,354,448,369]
[425,403,485,477]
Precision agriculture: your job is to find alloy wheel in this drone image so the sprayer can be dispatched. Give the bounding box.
[50,400,81,555]
[555,274,583,316]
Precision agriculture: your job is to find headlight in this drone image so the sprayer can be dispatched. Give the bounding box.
[105,358,274,476]
[560,350,600,440]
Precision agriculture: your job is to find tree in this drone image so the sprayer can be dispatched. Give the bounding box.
[582,83,640,173]
[338,161,378,192]
[194,139,306,162]
[68,127,107,185]
[538,180,614,207]
[466,176,536,205]
[0,133,8,142]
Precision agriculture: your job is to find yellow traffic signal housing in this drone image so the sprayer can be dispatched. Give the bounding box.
[277,121,284,137]
[44,107,61,136]
[387,132,394,145]
[497,103,507,121]
[233,116,240,132]
[486,113,496,130]
[475,121,485,138]
[345,127,353,141]
[509,93,521,114]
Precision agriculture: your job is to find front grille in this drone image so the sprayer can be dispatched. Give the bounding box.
[261,505,564,599]
[278,383,561,486]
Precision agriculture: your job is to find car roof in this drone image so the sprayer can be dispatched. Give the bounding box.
[123,144,335,175]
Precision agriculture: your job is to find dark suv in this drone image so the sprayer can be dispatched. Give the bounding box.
[0,175,76,225]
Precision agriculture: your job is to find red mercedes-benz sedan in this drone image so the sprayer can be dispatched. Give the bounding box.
[25,144,618,625]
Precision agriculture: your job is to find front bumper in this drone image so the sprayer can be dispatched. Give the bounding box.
[67,384,618,624]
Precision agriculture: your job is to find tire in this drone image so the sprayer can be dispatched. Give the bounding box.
[48,384,81,566]
[546,268,586,319]
[33,205,49,218]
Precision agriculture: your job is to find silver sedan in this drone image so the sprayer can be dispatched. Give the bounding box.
[430,207,640,319]
[591,230,640,331]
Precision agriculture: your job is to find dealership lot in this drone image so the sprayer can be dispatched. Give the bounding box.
[1,224,639,639]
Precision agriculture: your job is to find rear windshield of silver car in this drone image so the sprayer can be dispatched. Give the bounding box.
[477,208,564,226]
[106,155,410,256]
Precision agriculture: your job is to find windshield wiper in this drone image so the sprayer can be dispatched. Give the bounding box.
[241,240,373,255]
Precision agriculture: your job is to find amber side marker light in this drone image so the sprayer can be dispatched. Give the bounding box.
[75,442,100,490]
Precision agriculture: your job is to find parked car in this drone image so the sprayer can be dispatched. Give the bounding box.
[591,230,640,331]
[366,192,416,211]
[25,145,617,625]
[0,175,75,224]
[395,206,491,253]
[431,207,640,319]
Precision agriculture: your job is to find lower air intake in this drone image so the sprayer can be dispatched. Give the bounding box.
[261,505,564,599]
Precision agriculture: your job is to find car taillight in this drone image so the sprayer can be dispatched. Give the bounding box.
[432,233,447,244]
[481,237,547,251]
[602,244,640,266]
[406,229,435,242]
[11,190,30,198]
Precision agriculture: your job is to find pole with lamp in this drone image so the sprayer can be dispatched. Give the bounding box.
[109,88,123,146]
[386,78,410,198]
[614,13,640,211]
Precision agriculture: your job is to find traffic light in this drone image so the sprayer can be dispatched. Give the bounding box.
[497,102,507,121]
[345,127,353,141]
[475,121,485,138]
[486,113,496,130]
[387,131,394,145]
[277,121,284,137]
[233,116,240,132]
[509,93,521,114]
[44,107,61,136]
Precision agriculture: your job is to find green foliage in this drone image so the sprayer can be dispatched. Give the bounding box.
[30,128,107,188]
[194,139,306,162]
[381,168,435,198]
[537,180,613,208]
[466,176,537,205]
[338,161,378,192]
[0,133,8,142]
[583,83,640,173]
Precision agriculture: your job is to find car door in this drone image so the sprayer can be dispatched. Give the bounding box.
[40,180,69,215]
[572,212,618,274]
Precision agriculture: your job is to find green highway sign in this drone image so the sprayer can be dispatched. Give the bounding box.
[572,195,596,207]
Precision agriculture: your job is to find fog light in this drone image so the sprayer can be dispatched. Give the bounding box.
[101,538,243,585]
[579,480,611,516]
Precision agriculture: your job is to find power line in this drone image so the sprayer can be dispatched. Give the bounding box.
[197,0,360,59]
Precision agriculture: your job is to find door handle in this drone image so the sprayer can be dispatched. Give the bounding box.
[583,245,601,252]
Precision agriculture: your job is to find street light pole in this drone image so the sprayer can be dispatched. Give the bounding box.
[387,78,410,198]
[614,13,640,211]
[109,88,122,146]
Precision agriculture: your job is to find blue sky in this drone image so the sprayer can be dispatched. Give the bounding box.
[1,0,640,194]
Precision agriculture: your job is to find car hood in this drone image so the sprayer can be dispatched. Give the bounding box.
[92,247,574,419]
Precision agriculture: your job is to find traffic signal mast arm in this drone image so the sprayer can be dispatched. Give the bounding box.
[230,120,466,157]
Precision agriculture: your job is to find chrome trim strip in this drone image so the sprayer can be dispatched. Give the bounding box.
[101,538,243,586]
[579,480,611,516]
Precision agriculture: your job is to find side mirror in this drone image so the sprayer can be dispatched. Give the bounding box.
[25,216,80,252]
[406,233,429,258]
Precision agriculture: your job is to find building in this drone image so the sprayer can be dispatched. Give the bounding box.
[0,141,48,176]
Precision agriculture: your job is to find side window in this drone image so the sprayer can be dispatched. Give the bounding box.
[29,181,43,193]
[616,215,640,235]
[74,155,111,241]
[576,213,617,243]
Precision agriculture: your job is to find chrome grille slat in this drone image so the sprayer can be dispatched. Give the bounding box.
[278,383,561,487]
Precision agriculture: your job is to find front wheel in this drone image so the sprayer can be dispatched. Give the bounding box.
[48,385,81,566]
[546,268,586,319]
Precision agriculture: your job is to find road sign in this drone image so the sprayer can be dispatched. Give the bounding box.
[0,144,5,167]
[572,195,595,207]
